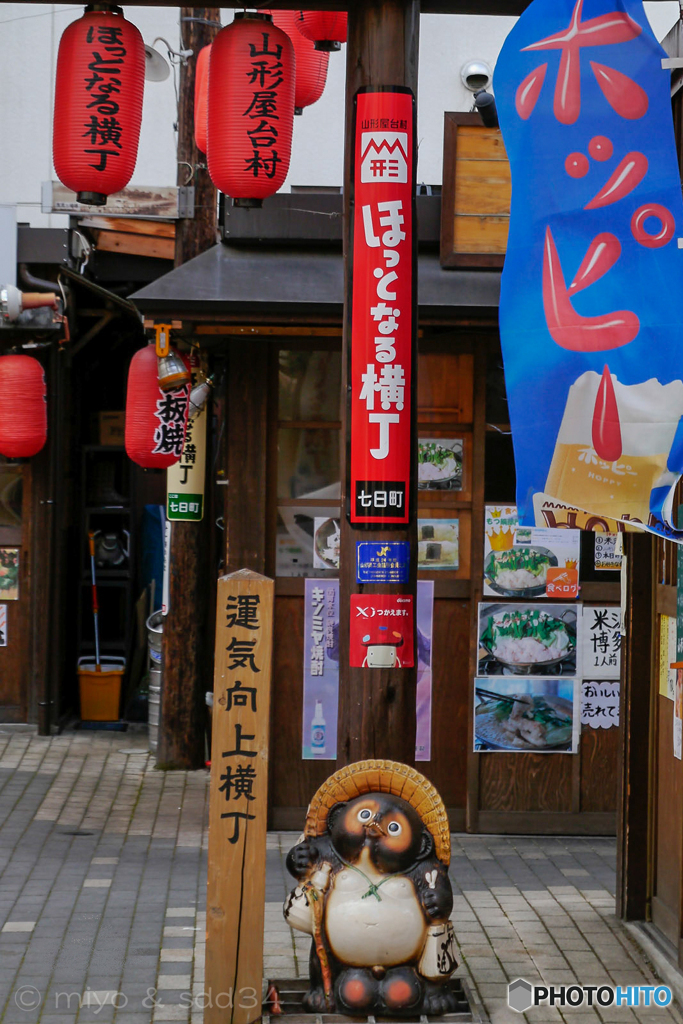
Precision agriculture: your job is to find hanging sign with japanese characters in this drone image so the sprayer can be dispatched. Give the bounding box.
[349,87,416,526]
[582,605,621,678]
[496,0,683,542]
[206,569,274,1024]
[167,404,207,522]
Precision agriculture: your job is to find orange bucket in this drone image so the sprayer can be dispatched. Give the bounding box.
[78,657,125,721]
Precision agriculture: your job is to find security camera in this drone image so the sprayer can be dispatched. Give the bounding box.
[461,60,493,93]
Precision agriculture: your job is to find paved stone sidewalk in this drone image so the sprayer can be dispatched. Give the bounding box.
[0,729,679,1024]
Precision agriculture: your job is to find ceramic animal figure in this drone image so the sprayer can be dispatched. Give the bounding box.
[284,760,458,1017]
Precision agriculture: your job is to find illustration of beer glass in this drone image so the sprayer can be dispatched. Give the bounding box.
[545,370,683,523]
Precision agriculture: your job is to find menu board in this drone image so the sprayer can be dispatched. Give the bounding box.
[484,506,580,599]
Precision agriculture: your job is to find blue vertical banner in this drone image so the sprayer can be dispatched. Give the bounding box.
[495,0,683,541]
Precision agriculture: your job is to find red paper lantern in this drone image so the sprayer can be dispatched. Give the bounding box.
[208,13,295,206]
[194,43,211,154]
[0,356,47,459]
[53,7,145,206]
[125,346,189,469]
[268,11,329,114]
[294,11,348,52]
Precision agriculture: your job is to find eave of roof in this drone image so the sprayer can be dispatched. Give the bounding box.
[129,244,501,322]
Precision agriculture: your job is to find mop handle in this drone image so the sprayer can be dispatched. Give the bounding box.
[88,532,101,669]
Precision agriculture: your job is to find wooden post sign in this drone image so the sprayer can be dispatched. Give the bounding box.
[206,569,274,1024]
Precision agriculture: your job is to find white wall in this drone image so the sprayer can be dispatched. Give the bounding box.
[0,3,679,228]
[0,3,179,227]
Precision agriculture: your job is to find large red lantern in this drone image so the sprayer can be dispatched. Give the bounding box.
[268,11,329,114]
[125,346,189,469]
[194,43,211,154]
[0,356,47,459]
[53,7,145,206]
[294,11,347,52]
[207,13,295,206]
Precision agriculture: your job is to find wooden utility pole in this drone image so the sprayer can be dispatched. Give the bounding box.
[337,0,420,767]
[158,7,220,769]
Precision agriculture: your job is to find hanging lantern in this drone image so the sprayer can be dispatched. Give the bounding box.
[0,356,47,459]
[268,11,329,115]
[207,13,295,207]
[53,6,145,206]
[294,11,347,52]
[125,345,189,469]
[194,43,211,154]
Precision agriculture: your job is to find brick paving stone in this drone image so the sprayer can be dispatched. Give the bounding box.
[0,732,682,1023]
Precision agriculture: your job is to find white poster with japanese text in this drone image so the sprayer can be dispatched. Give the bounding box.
[582,606,621,679]
[581,680,619,729]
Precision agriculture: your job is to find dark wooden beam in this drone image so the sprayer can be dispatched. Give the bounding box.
[337,0,420,768]
[616,532,655,920]
[158,7,220,770]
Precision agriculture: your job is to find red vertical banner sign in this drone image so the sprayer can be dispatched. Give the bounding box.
[349,88,416,526]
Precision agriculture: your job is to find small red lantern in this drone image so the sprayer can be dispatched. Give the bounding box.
[125,345,189,469]
[53,6,145,206]
[294,11,348,52]
[268,11,329,114]
[0,356,47,459]
[194,43,211,154]
[207,13,295,207]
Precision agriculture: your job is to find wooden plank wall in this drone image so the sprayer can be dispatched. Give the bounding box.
[257,333,622,833]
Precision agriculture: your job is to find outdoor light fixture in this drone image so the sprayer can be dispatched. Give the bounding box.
[143,43,171,82]
[269,10,329,115]
[53,6,145,206]
[294,11,348,52]
[125,345,189,469]
[461,59,493,93]
[194,44,211,153]
[154,324,191,393]
[1,285,58,323]
[207,13,295,207]
[474,90,499,128]
[188,376,214,420]
[0,355,47,459]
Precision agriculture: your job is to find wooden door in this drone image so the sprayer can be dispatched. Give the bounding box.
[0,462,31,721]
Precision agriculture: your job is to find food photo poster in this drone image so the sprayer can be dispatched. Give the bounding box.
[478,602,579,677]
[417,519,459,570]
[474,677,580,753]
[483,505,580,599]
[418,439,463,491]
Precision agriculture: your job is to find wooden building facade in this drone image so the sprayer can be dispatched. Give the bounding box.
[131,174,622,833]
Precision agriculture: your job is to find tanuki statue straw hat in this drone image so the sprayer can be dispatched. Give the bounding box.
[304,759,451,866]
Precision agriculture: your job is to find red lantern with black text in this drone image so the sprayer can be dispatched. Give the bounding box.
[207,13,295,206]
[53,7,145,206]
[0,356,47,459]
[294,11,347,52]
[194,43,211,154]
[125,345,189,469]
[268,11,328,114]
